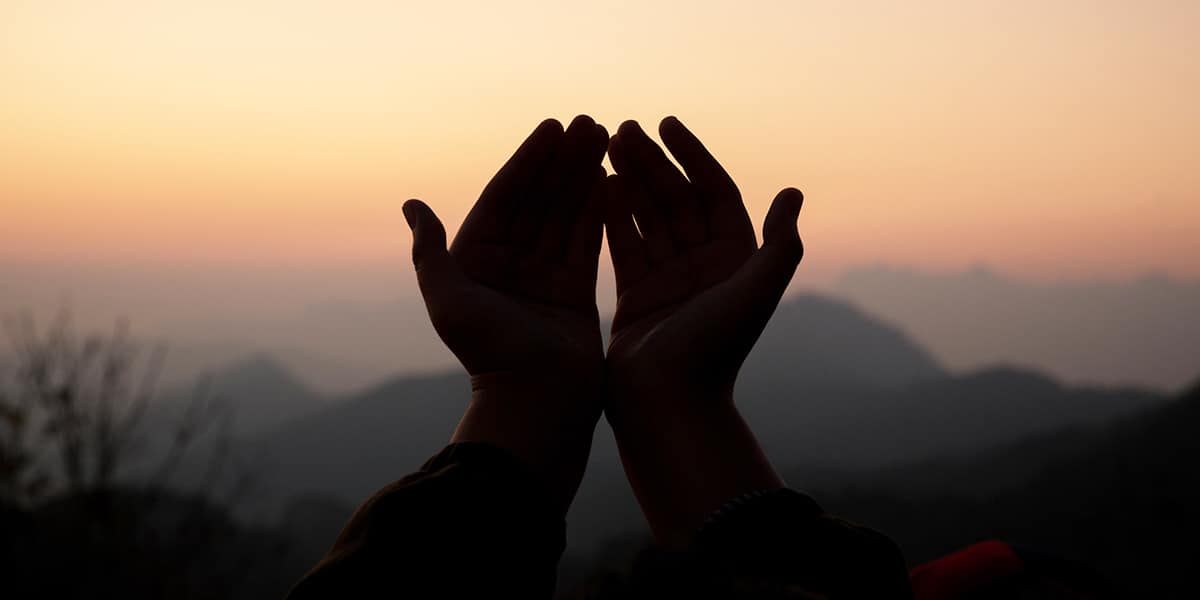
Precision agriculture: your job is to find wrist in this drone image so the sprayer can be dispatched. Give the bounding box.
[452,370,602,515]
[606,397,783,547]
[605,373,735,425]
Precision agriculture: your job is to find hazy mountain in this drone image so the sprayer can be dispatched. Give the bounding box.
[152,338,391,398]
[743,294,945,389]
[250,369,469,503]
[570,382,1198,596]
[16,266,1194,397]
[836,266,1200,391]
[750,366,1163,469]
[135,296,451,396]
[244,294,942,545]
[783,371,1171,499]
[814,380,1200,597]
[157,354,325,438]
[244,294,1167,558]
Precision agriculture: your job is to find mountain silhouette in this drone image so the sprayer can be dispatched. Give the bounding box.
[814,379,1200,597]
[777,366,1164,467]
[156,354,324,438]
[244,294,1165,558]
[743,294,945,389]
[836,266,1200,391]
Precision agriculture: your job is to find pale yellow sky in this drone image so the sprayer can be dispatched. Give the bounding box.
[3,0,1198,282]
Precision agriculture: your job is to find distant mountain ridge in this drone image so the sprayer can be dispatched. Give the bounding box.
[749,365,1163,469]
[812,380,1200,597]
[243,294,1168,556]
[156,354,324,438]
[743,294,945,389]
[836,266,1200,390]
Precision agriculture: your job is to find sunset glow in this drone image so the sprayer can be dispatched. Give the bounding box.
[3,0,1198,281]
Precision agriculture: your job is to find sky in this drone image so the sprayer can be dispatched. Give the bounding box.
[2,0,1199,373]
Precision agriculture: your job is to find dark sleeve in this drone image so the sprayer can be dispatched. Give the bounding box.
[286,442,566,599]
[696,489,912,598]
[630,489,913,598]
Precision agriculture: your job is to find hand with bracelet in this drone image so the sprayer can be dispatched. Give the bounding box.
[288,115,911,599]
[604,116,804,546]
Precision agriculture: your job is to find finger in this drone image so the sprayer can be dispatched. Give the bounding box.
[761,187,804,254]
[458,118,564,249]
[607,123,670,247]
[739,188,805,305]
[603,173,650,290]
[536,116,609,260]
[404,199,467,304]
[566,165,606,272]
[610,169,674,265]
[659,116,754,246]
[509,118,593,249]
[614,120,707,247]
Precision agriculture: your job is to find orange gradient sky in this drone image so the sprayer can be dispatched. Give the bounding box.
[3,0,1199,284]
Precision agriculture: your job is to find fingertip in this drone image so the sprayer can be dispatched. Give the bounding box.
[589,121,610,157]
[659,115,694,143]
[402,199,422,229]
[779,187,804,201]
[766,189,804,230]
[534,118,564,140]
[617,120,644,138]
[567,114,596,132]
[776,187,805,216]
[764,189,805,261]
[607,133,630,172]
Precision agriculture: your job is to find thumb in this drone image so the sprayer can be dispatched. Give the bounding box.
[721,187,804,327]
[760,187,804,262]
[677,188,804,381]
[403,199,459,293]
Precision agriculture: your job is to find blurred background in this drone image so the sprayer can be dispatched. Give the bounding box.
[2,1,1198,597]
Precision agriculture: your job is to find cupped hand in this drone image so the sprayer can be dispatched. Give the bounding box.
[403,115,609,512]
[605,117,804,406]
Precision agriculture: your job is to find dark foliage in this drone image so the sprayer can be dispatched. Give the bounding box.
[0,487,311,599]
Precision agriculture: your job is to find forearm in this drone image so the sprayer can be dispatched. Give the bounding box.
[607,391,783,547]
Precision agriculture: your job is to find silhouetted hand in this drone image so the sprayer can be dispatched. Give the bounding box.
[604,117,804,543]
[403,116,609,514]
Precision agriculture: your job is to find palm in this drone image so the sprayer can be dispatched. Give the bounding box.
[449,239,603,378]
[407,116,610,382]
[604,118,803,395]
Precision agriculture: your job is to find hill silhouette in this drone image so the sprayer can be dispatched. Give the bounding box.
[156,354,324,438]
[244,294,1166,558]
[812,380,1200,598]
[742,294,945,389]
[837,266,1200,391]
[766,366,1163,467]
